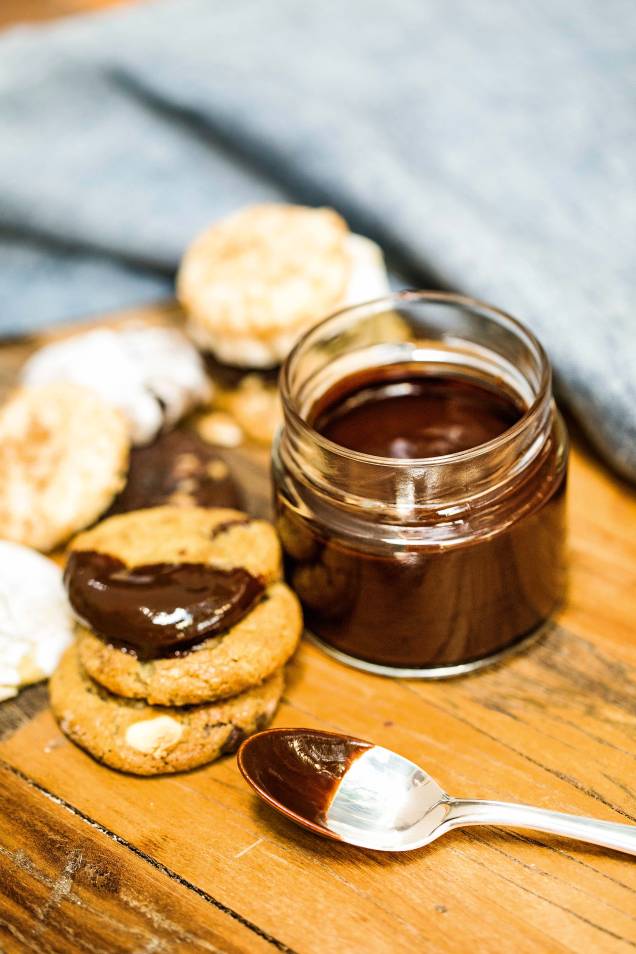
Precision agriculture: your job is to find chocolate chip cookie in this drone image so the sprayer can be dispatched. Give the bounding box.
[77,580,302,705]
[68,506,281,583]
[50,644,284,775]
[66,505,302,704]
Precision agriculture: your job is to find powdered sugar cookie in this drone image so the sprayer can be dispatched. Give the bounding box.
[0,541,74,700]
[177,204,389,367]
[0,382,129,551]
[22,325,212,446]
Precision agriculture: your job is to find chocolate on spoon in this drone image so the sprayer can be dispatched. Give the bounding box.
[239,728,636,855]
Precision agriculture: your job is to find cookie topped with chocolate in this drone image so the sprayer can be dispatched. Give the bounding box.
[65,506,280,657]
[107,428,242,516]
[64,506,302,706]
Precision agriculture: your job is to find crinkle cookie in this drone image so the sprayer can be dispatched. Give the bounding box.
[22,325,212,445]
[177,204,389,367]
[78,579,302,705]
[50,644,284,775]
[68,505,281,584]
[0,382,129,552]
[0,541,74,700]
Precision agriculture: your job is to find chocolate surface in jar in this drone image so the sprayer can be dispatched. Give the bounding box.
[273,292,568,676]
[311,369,525,458]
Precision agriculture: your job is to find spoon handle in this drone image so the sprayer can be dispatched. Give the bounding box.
[446,799,636,856]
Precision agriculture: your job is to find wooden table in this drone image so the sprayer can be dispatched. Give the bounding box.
[0,303,635,953]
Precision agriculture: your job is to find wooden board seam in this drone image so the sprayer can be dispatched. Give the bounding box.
[0,758,298,954]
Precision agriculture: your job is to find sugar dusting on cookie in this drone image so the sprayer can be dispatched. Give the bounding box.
[22,325,212,446]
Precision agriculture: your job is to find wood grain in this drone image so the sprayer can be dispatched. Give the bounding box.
[0,765,274,954]
[0,303,635,953]
[2,627,636,953]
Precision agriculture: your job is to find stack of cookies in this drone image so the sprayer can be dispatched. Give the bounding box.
[50,506,302,775]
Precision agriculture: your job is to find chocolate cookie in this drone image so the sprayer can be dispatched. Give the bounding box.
[107,428,242,515]
[50,644,284,776]
[77,580,302,705]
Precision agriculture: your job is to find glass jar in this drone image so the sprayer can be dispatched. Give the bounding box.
[273,291,568,677]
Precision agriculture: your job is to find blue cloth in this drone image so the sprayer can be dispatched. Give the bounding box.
[0,0,634,479]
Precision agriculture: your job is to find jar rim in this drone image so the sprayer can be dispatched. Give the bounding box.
[280,290,552,470]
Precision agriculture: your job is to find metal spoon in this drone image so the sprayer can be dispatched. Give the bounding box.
[238,728,636,856]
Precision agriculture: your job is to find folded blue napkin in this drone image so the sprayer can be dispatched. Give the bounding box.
[0,0,634,480]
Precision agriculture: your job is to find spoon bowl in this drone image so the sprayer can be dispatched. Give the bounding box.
[238,728,636,856]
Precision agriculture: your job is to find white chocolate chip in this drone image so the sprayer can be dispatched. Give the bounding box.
[125,716,183,757]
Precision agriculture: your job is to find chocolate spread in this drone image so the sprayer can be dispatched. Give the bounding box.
[240,730,371,826]
[278,367,567,669]
[64,550,264,660]
[313,371,524,458]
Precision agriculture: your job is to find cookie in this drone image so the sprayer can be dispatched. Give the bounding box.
[194,411,244,448]
[195,360,281,446]
[49,644,284,775]
[342,233,392,307]
[68,506,281,584]
[177,204,389,367]
[0,542,74,701]
[77,579,302,705]
[212,374,282,446]
[0,382,129,552]
[107,428,243,515]
[22,325,211,446]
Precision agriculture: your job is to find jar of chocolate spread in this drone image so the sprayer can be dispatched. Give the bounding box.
[272,291,568,677]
